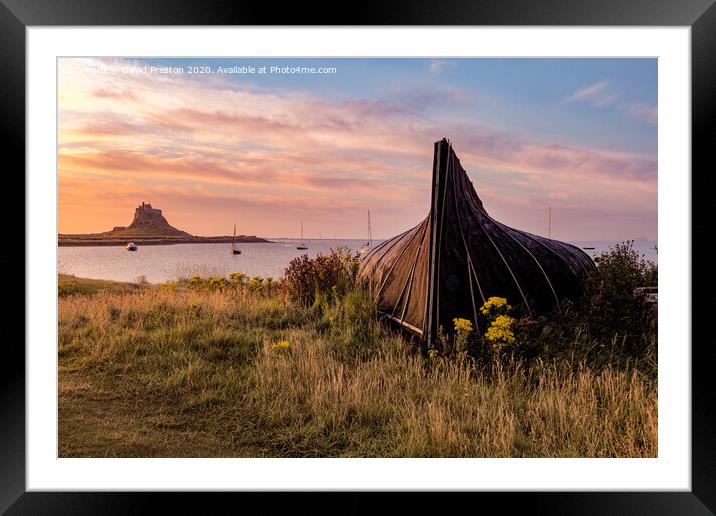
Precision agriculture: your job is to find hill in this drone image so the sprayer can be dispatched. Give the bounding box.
[104,202,193,238]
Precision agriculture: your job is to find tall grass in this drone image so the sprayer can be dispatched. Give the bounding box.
[58,282,656,458]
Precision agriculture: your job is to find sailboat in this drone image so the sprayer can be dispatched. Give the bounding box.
[296,221,308,250]
[231,224,241,255]
[359,210,373,257]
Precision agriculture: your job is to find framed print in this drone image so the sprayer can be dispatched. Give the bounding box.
[5,0,713,512]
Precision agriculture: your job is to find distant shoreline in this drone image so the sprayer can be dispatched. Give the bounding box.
[58,236,272,247]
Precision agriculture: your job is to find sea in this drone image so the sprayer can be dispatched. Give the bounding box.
[58,238,658,284]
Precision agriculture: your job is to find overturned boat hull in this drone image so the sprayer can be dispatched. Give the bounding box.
[358,139,594,345]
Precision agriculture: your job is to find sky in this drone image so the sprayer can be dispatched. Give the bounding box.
[58,57,657,241]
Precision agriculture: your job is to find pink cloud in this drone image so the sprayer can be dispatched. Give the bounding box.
[621,103,658,124]
[92,87,137,101]
[57,58,656,240]
[59,150,279,186]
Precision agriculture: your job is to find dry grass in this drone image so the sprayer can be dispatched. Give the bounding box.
[58,279,657,457]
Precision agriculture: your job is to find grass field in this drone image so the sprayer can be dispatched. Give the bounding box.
[58,274,148,297]
[58,275,657,458]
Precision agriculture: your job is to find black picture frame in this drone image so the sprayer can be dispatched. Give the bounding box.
[4,0,712,513]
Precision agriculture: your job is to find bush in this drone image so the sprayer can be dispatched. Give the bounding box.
[228,272,246,287]
[283,247,359,306]
[187,273,272,296]
[510,242,657,372]
[583,240,657,338]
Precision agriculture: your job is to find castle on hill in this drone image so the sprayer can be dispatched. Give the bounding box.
[130,202,168,229]
[108,202,192,237]
[58,201,271,245]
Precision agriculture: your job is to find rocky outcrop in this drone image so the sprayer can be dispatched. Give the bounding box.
[108,202,193,238]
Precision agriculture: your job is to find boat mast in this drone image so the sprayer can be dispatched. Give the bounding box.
[232,224,236,250]
[367,210,372,246]
[301,220,304,244]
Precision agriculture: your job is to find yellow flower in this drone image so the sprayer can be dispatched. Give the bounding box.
[272,340,290,350]
[453,318,473,334]
[453,318,474,353]
[479,296,511,316]
[427,348,439,360]
[484,315,516,351]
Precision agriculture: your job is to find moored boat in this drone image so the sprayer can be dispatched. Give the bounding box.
[231,224,241,255]
[296,221,308,250]
[359,209,373,257]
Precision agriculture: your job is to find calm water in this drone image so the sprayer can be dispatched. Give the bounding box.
[58,238,657,284]
[58,239,373,283]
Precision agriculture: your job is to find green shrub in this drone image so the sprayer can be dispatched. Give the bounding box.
[508,242,656,372]
[229,272,246,287]
[189,276,206,290]
[583,240,657,338]
[207,277,230,291]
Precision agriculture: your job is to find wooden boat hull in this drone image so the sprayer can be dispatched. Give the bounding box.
[358,139,594,345]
